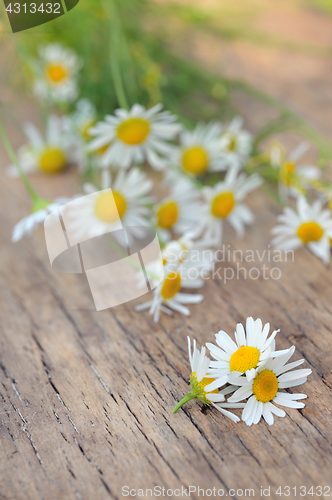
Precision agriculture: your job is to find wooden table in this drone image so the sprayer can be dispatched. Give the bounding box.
[1,3,332,490]
[0,142,332,500]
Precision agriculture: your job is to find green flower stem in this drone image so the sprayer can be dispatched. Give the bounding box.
[0,112,46,205]
[172,392,196,413]
[105,233,160,282]
[107,0,130,110]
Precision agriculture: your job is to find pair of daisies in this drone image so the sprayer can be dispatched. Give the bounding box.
[173,318,311,426]
[88,106,252,173]
[154,167,262,245]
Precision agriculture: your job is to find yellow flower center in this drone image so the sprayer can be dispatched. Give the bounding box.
[252,369,279,403]
[211,191,235,218]
[192,373,218,395]
[297,221,324,244]
[94,191,126,223]
[156,200,179,229]
[160,272,181,300]
[39,147,67,174]
[182,147,208,175]
[280,161,296,185]
[116,118,150,145]
[283,161,295,175]
[229,346,260,373]
[46,63,68,83]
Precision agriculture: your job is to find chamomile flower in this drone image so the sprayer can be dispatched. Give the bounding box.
[271,195,332,264]
[135,257,204,323]
[220,116,252,169]
[136,233,214,295]
[88,104,181,170]
[64,99,97,172]
[33,43,81,103]
[154,176,202,241]
[171,122,226,176]
[172,338,241,422]
[69,98,97,140]
[65,168,153,246]
[12,197,71,242]
[7,115,78,177]
[194,166,262,246]
[227,346,312,426]
[205,318,279,393]
[270,141,320,201]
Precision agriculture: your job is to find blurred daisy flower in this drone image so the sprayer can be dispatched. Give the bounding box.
[270,141,320,201]
[205,318,280,392]
[12,197,71,242]
[227,346,312,426]
[64,99,97,172]
[137,232,214,293]
[65,167,153,246]
[7,115,78,177]
[194,166,262,246]
[171,122,226,177]
[172,337,241,422]
[220,116,252,169]
[88,103,181,170]
[271,195,332,264]
[154,176,202,241]
[68,98,97,140]
[33,43,82,104]
[135,256,204,322]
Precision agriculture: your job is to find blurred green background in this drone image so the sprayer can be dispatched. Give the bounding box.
[1,0,332,159]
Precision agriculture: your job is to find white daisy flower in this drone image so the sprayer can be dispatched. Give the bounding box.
[172,337,241,422]
[227,346,312,426]
[140,232,215,289]
[171,122,226,176]
[12,197,71,242]
[135,257,204,323]
[193,166,262,246]
[69,98,97,140]
[270,141,321,201]
[154,175,202,241]
[64,168,153,246]
[162,234,195,266]
[64,99,98,172]
[7,115,78,177]
[88,103,181,170]
[271,195,332,265]
[33,43,81,103]
[205,318,279,393]
[220,116,252,169]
